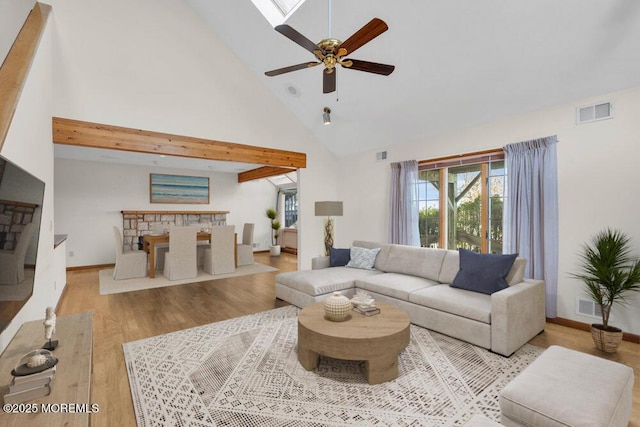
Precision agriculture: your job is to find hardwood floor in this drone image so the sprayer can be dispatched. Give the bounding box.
[56,252,639,427]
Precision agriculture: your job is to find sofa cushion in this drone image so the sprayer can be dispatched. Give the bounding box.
[451,249,518,295]
[377,245,447,282]
[505,257,526,286]
[356,273,439,301]
[352,240,393,271]
[347,246,380,269]
[439,251,527,287]
[409,285,492,323]
[276,267,382,296]
[329,247,350,267]
[438,250,460,284]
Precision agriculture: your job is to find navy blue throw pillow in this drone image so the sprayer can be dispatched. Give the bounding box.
[450,249,518,295]
[329,247,351,267]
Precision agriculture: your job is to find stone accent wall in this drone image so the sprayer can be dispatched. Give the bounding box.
[121,212,228,249]
[0,201,35,250]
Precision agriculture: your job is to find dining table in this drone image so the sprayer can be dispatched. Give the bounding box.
[142,232,237,278]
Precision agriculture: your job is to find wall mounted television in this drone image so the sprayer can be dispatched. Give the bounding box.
[0,155,45,333]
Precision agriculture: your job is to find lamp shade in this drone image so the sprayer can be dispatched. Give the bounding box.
[315,201,343,216]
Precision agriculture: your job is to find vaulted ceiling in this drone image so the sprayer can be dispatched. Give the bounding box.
[52,1,640,173]
[187,0,640,157]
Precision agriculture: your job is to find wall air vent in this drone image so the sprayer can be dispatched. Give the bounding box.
[576,101,613,124]
[376,151,388,161]
[576,297,602,319]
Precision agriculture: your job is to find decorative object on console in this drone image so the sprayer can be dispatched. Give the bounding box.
[266,209,282,256]
[6,349,57,404]
[323,291,352,321]
[11,349,57,377]
[42,306,58,351]
[315,201,343,256]
[570,228,640,353]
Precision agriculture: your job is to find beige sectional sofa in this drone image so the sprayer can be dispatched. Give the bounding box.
[275,240,546,356]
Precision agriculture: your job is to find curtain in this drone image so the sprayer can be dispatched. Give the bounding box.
[389,160,420,246]
[504,136,559,318]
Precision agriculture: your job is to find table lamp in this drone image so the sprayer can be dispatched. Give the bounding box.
[315,201,343,256]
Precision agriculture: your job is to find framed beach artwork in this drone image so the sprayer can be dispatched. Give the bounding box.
[150,173,210,204]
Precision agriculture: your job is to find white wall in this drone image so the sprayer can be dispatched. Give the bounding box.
[0,17,60,351]
[54,158,278,267]
[47,0,340,268]
[337,86,640,335]
[0,0,35,66]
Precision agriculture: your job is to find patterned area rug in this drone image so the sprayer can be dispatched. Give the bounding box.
[123,306,543,426]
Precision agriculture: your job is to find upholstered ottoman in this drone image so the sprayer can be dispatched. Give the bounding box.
[500,345,634,427]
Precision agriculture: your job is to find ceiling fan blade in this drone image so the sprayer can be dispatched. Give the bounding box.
[323,69,336,93]
[343,59,395,76]
[338,18,388,56]
[275,25,323,55]
[265,62,320,77]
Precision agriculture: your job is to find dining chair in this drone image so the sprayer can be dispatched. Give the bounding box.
[203,225,235,275]
[0,222,37,285]
[236,223,255,266]
[112,226,147,280]
[151,222,170,270]
[192,222,212,267]
[163,225,197,280]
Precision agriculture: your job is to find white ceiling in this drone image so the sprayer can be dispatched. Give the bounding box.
[54,0,640,171]
[188,0,640,157]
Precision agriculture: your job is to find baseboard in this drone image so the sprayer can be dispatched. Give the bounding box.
[547,317,640,344]
[55,283,68,312]
[67,263,114,271]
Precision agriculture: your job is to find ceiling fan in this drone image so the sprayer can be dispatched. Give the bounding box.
[264,17,395,93]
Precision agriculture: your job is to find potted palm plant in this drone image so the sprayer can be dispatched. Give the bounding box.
[571,228,640,353]
[266,208,282,256]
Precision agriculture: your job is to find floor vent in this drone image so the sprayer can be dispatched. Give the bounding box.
[576,297,602,319]
[376,151,388,161]
[576,101,613,124]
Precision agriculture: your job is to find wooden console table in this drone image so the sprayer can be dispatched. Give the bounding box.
[0,312,93,426]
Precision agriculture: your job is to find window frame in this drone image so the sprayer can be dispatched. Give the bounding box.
[418,149,505,253]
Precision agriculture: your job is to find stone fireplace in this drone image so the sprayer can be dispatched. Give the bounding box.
[120,210,229,249]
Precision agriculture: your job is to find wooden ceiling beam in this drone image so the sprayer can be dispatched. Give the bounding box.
[52,117,307,169]
[237,166,296,183]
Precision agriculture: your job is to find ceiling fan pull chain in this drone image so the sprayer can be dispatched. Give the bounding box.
[327,0,332,38]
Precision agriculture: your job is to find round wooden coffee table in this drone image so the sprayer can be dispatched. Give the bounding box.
[297,301,410,384]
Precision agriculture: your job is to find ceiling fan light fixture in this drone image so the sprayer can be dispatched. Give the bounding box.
[323,107,331,125]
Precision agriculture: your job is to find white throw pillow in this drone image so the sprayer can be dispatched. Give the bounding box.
[346,246,381,270]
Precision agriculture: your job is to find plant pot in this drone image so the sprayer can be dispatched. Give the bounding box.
[269,245,281,256]
[590,324,623,353]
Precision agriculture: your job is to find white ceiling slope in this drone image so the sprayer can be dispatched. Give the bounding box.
[187,0,640,157]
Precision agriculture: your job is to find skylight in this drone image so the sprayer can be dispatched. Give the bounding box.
[251,0,306,27]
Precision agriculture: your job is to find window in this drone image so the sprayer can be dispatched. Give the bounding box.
[417,150,505,253]
[283,192,298,227]
[250,0,307,26]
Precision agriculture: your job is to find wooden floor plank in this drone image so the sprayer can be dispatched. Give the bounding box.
[55,252,639,426]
